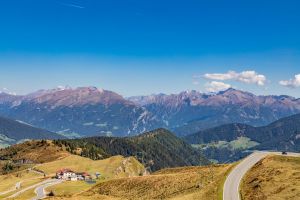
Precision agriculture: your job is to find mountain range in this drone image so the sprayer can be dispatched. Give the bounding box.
[0,87,161,138]
[0,86,300,138]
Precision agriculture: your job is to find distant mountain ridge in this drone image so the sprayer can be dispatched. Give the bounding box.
[0,86,162,137]
[184,113,300,162]
[0,116,65,147]
[0,87,300,137]
[129,88,300,136]
[55,128,209,171]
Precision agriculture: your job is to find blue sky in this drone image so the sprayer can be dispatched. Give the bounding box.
[0,0,300,97]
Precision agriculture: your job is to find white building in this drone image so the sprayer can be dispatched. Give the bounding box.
[56,169,91,181]
[56,169,76,181]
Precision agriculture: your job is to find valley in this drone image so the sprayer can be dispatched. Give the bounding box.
[185,114,300,163]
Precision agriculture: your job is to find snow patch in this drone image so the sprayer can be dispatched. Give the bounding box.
[0,88,17,95]
[16,120,33,127]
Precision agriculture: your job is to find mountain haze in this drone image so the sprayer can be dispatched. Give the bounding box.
[0,116,64,147]
[0,87,300,138]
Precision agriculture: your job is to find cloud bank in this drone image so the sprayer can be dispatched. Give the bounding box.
[279,74,300,88]
[204,70,267,86]
[205,81,231,92]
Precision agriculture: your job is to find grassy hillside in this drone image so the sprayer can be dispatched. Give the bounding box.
[0,140,70,174]
[240,155,300,200]
[0,170,43,194]
[36,155,145,178]
[48,164,232,200]
[0,155,144,199]
[56,128,209,171]
[0,139,145,177]
[0,140,145,199]
[44,155,145,197]
[0,116,65,148]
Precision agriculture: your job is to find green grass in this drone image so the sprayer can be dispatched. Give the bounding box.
[0,170,41,192]
[192,137,259,151]
[36,154,145,180]
[10,188,36,200]
[47,181,94,197]
[0,170,44,199]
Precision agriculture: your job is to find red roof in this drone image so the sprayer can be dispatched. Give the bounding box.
[76,172,90,176]
[56,168,74,174]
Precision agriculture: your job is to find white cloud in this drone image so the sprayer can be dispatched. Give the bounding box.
[205,81,231,93]
[204,70,267,86]
[279,74,300,88]
[204,71,237,81]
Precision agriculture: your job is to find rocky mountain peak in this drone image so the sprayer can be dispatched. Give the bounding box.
[25,86,130,108]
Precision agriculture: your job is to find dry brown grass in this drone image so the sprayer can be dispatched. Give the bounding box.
[240,155,300,200]
[36,155,145,179]
[48,194,121,200]
[57,164,232,200]
[0,169,42,192]
[0,140,70,165]
[37,155,145,198]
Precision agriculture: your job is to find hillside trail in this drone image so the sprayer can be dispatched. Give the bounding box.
[0,181,22,196]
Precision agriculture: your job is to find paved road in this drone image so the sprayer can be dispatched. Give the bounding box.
[32,179,62,200]
[223,151,300,200]
[7,179,58,199]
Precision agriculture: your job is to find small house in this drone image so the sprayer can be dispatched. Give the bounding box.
[56,169,76,181]
[76,172,91,180]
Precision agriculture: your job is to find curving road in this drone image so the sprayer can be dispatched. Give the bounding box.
[7,179,60,199]
[223,151,300,200]
[32,179,62,200]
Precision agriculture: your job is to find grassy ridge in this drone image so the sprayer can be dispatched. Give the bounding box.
[56,128,209,172]
[54,164,232,200]
[36,155,145,179]
[240,155,300,200]
[0,140,70,174]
